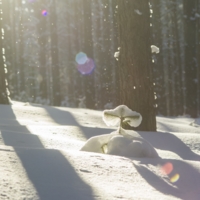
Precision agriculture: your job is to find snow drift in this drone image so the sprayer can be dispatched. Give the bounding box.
[81,105,158,158]
[0,102,200,200]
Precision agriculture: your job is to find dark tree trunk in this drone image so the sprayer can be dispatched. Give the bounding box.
[33,0,48,100]
[151,0,165,115]
[1,0,12,98]
[183,0,198,118]
[50,0,61,106]
[82,0,95,109]
[197,0,200,116]
[19,1,25,93]
[117,0,156,131]
[9,0,18,98]
[0,0,9,104]
[173,1,184,115]
[111,0,119,107]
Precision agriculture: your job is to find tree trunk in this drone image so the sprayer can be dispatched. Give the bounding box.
[50,0,61,106]
[183,0,198,118]
[0,0,9,104]
[197,0,200,116]
[33,0,48,100]
[150,0,164,116]
[82,0,95,109]
[117,0,156,131]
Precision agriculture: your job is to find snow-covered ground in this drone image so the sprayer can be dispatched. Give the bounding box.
[0,101,200,200]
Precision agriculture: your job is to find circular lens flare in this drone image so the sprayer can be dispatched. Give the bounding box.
[77,58,95,75]
[170,174,180,183]
[160,162,173,175]
[42,10,48,16]
[75,52,88,65]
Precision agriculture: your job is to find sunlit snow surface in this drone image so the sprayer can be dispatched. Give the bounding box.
[0,101,200,200]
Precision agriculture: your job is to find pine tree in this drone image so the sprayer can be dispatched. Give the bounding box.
[117,0,156,131]
[183,0,198,118]
[50,0,61,106]
[0,0,9,104]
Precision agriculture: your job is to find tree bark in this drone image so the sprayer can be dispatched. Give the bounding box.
[82,0,95,109]
[50,0,61,106]
[183,0,198,118]
[117,0,156,131]
[0,0,9,104]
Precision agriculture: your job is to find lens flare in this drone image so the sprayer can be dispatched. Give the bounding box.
[160,162,173,175]
[75,52,88,65]
[42,10,48,16]
[170,174,180,183]
[77,58,95,75]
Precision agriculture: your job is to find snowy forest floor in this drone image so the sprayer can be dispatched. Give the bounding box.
[0,101,200,200]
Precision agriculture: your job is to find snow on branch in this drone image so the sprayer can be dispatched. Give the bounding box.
[80,105,158,158]
[102,105,142,128]
[151,45,160,54]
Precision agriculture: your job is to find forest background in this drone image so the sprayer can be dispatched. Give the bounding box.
[1,0,200,118]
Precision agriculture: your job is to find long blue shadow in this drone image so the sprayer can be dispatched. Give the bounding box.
[133,158,200,200]
[139,131,200,161]
[0,104,96,200]
[16,148,96,200]
[37,104,114,139]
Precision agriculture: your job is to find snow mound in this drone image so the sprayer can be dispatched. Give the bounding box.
[1,103,200,200]
[81,105,158,158]
[190,118,200,127]
[80,128,158,158]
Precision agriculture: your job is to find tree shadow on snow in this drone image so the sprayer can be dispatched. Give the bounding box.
[37,105,200,161]
[138,131,200,161]
[15,148,96,200]
[38,105,114,139]
[133,158,200,200]
[0,104,96,200]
